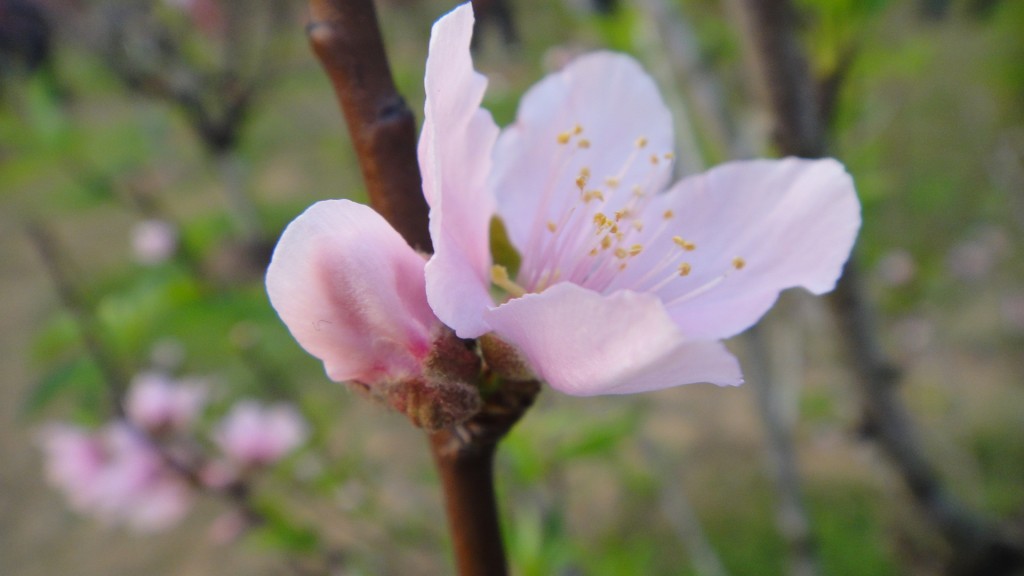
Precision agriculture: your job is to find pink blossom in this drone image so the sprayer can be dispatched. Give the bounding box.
[420,4,860,395]
[37,423,192,532]
[126,371,206,434]
[214,401,308,467]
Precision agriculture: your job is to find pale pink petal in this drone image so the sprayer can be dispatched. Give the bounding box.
[420,3,500,338]
[266,200,437,383]
[640,158,860,340]
[490,52,675,259]
[484,283,742,396]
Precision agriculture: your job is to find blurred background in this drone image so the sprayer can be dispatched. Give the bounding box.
[1,0,1022,574]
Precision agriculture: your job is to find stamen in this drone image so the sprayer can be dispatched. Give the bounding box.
[663,152,675,160]
[491,265,526,297]
[546,221,557,233]
[578,139,591,149]
[605,177,620,188]
[557,132,571,144]
[732,257,746,270]
[650,154,660,165]
[663,210,674,220]
[678,262,692,276]
[636,137,648,148]
[629,244,643,257]
[573,124,584,135]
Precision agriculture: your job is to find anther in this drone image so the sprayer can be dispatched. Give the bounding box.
[678,262,692,276]
[663,210,674,220]
[663,152,675,160]
[547,221,557,233]
[636,137,648,148]
[650,154,660,165]
[732,257,746,270]
[629,244,643,256]
[557,132,571,144]
[605,177,620,188]
[578,139,591,149]
[574,124,584,135]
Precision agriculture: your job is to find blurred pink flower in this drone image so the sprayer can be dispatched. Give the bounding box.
[38,423,192,532]
[126,371,206,434]
[131,219,179,265]
[420,5,861,395]
[215,401,308,467]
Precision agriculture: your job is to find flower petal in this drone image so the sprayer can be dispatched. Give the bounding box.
[484,283,742,396]
[649,158,860,340]
[266,200,436,383]
[420,3,500,338]
[490,52,675,258]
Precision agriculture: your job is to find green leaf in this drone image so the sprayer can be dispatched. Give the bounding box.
[490,216,522,278]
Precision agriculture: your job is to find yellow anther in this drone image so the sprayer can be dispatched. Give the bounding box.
[636,137,648,148]
[593,212,610,228]
[614,208,630,221]
[663,152,675,160]
[631,220,644,232]
[491,265,526,297]
[615,231,624,241]
[618,262,628,271]
[631,186,645,197]
[580,167,591,178]
[578,139,591,149]
[629,244,643,256]
[672,237,697,251]
[601,235,613,250]
[546,221,557,233]
[557,132,571,144]
[576,168,591,190]
[663,209,674,220]
[650,154,660,165]
[732,257,746,270]
[574,124,584,135]
[583,190,605,203]
[678,262,692,276]
[614,247,628,259]
[609,224,619,234]
[589,247,599,256]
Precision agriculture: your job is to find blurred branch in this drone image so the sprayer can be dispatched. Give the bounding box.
[306,0,431,252]
[731,1,1024,573]
[25,222,129,413]
[639,438,729,576]
[745,322,820,576]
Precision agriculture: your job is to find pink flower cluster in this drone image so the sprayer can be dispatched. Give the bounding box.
[266,3,861,401]
[38,423,192,532]
[38,372,308,533]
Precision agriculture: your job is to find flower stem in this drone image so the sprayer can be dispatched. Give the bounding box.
[429,435,507,576]
[429,378,541,576]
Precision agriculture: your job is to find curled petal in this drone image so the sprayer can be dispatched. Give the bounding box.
[648,158,861,340]
[421,3,500,338]
[266,200,436,383]
[484,283,742,396]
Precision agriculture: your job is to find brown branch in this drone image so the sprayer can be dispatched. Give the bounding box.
[306,3,541,575]
[429,378,541,576]
[306,0,431,252]
[732,1,1024,573]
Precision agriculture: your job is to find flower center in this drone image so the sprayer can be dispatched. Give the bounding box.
[493,123,747,305]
